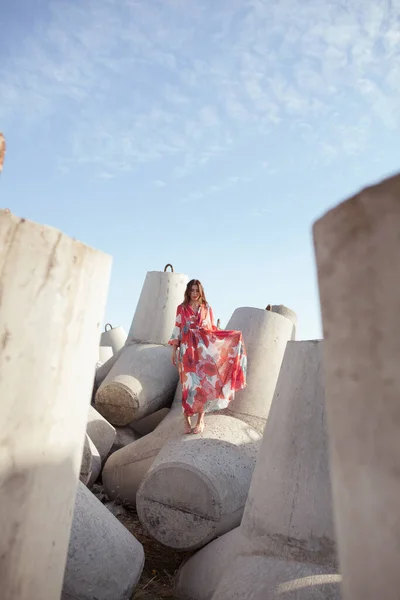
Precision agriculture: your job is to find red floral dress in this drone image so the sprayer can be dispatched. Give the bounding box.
[169,303,247,416]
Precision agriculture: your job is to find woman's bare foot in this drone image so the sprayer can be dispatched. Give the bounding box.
[183,416,192,434]
[192,419,205,435]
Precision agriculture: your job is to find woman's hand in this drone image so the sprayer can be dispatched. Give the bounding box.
[171,346,178,367]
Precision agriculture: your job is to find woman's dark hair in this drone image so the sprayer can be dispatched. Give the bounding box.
[183,279,207,305]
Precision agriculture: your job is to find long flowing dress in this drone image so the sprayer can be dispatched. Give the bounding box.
[168,302,247,416]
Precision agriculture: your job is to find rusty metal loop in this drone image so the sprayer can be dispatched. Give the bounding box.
[105,323,113,332]
[164,264,174,272]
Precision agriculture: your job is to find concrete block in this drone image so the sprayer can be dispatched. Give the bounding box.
[95,343,178,426]
[86,405,116,462]
[103,384,183,503]
[137,415,261,550]
[100,323,127,354]
[219,307,294,432]
[0,210,111,600]
[211,555,341,600]
[131,407,170,436]
[80,434,102,488]
[271,304,297,339]
[94,347,124,389]
[241,341,334,563]
[80,433,94,485]
[175,340,338,600]
[62,482,144,600]
[99,345,113,363]
[313,172,400,600]
[127,268,188,345]
[112,426,142,451]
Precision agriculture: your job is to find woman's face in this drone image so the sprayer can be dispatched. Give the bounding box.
[190,284,200,302]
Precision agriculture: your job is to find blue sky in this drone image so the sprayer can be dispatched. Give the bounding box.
[1,0,399,340]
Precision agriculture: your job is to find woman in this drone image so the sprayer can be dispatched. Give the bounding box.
[169,279,247,434]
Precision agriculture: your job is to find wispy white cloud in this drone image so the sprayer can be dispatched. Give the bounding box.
[180,173,254,205]
[0,0,399,177]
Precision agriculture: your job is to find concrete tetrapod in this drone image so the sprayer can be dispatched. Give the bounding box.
[94,346,124,389]
[217,307,295,433]
[136,415,261,551]
[0,210,111,600]
[132,407,170,436]
[128,266,188,345]
[86,405,116,462]
[175,340,340,600]
[100,323,127,354]
[95,343,178,425]
[271,304,297,339]
[313,173,400,600]
[62,481,144,600]
[98,345,113,364]
[112,426,142,451]
[211,556,341,600]
[80,434,102,488]
[102,384,183,504]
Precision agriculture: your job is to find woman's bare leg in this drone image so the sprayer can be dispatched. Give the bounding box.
[193,412,205,434]
[183,414,192,434]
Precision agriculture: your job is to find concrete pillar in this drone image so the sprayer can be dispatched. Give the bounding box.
[220,307,294,432]
[61,482,144,600]
[240,341,335,561]
[127,266,188,345]
[0,210,111,600]
[271,304,297,339]
[100,323,127,354]
[95,343,178,425]
[175,341,339,600]
[313,173,400,600]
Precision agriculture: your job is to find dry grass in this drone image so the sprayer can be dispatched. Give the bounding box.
[116,505,192,600]
[91,482,190,599]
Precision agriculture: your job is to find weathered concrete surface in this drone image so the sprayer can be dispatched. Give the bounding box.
[313,173,400,600]
[94,347,124,390]
[219,307,294,432]
[127,269,188,345]
[62,482,144,600]
[100,324,127,354]
[211,556,341,600]
[132,407,170,436]
[88,438,101,488]
[95,343,178,425]
[112,426,142,452]
[0,210,111,600]
[80,434,92,486]
[175,340,338,600]
[241,341,334,564]
[137,415,261,551]
[103,384,183,503]
[86,405,116,462]
[99,345,113,363]
[271,304,297,339]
